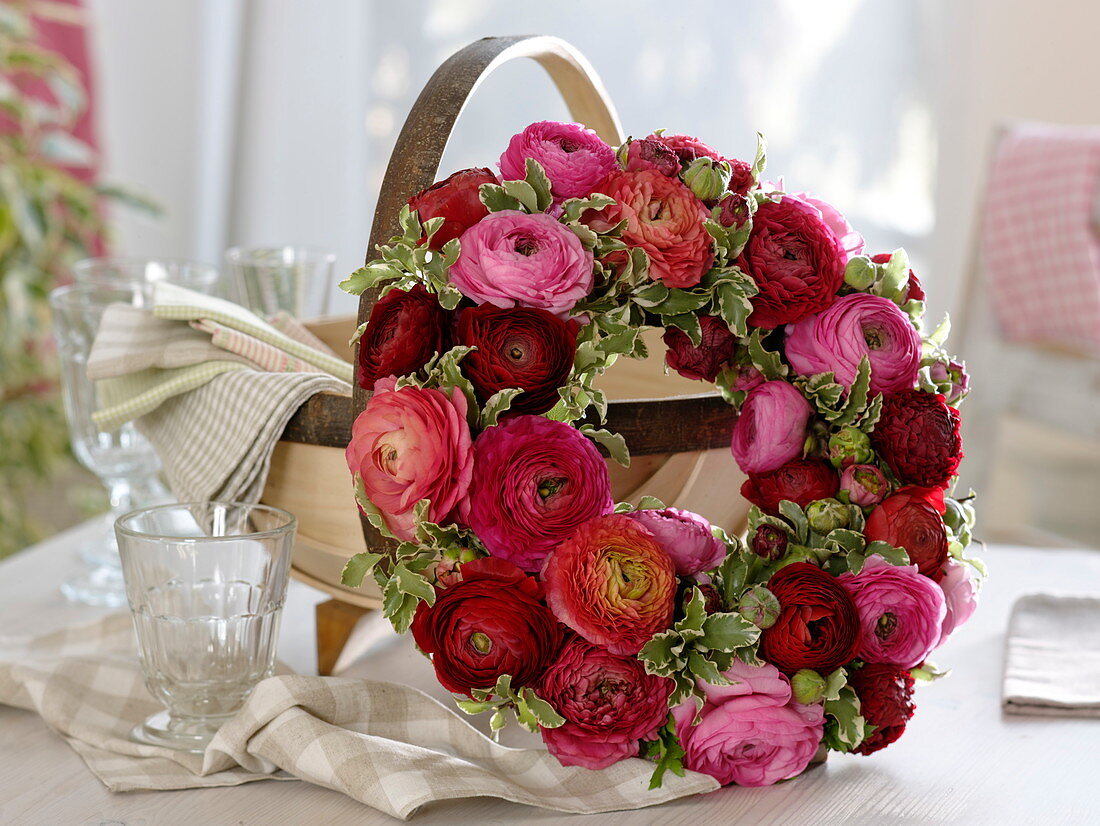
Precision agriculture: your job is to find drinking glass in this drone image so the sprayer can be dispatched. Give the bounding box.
[73,257,222,299]
[115,502,296,752]
[50,283,171,606]
[225,245,335,320]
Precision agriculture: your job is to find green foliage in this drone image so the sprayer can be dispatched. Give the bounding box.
[640,716,687,789]
[0,7,149,557]
[454,674,565,741]
[795,357,882,430]
[822,685,872,752]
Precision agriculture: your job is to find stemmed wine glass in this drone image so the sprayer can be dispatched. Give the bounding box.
[49,259,221,606]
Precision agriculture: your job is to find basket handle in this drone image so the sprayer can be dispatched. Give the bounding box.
[350,35,623,552]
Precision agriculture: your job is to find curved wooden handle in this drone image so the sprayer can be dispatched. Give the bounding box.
[350,36,624,552]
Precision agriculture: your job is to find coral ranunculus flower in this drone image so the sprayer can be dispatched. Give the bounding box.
[538,637,672,770]
[410,557,564,696]
[864,486,949,579]
[591,170,714,289]
[542,514,677,655]
[345,377,473,541]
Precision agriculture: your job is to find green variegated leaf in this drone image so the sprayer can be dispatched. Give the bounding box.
[392,562,436,604]
[639,632,684,675]
[746,328,787,379]
[580,426,630,467]
[637,495,666,510]
[823,686,869,752]
[523,158,553,213]
[751,132,767,183]
[687,651,730,685]
[641,718,687,790]
[340,552,383,588]
[501,178,540,213]
[479,388,523,428]
[713,276,756,338]
[353,474,398,540]
[663,312,702,346]
[864,541,910,566]
[520,688,565,728]
[823,667,848,702]
[700,611,761,652]
[779,500,810,543]
[479,183,522,213]
[560,192,616,222]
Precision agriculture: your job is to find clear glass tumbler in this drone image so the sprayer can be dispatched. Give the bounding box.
[50,283,172,607]
[225,245,335,320]
[73,257,222,300]
[115,502,296,752]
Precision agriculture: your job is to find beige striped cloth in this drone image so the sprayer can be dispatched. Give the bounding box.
[0,614,718,819]
[87,285,352,503]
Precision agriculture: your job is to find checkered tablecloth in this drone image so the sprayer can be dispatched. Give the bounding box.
[0,614,717,820]
[982,122,1100,356]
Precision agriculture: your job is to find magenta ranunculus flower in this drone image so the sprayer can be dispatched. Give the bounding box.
[785,293,921,395]
[345,377,474,541]
[792,192,865,260]
[672,660,824,787]
[538,637,672,770]
[628,507,727,577]
[461,415,613,573]
[839,556,946,669]
[449,210,594,319]
[937,558,979,645]
[731,381,813,475]
[840,464,890,508]
[499,121,618,203]
[542,513,677,655]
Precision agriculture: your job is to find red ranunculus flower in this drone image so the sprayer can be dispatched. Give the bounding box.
[725,157,755,197]
[848,663,916,755]
[454,304,577,416]
[871,253,925,302]
[410,557,563,696]
[865,486,949,580]
[646,132,722,168]
[542,513,677,655]
[356,285,450,389]
[589,170,714,289]
[663,315,737,382]
[408,167,499,250]
[871,389,963,489]
[737,196,846,329]
[537,637,672,770]
[740,458,840,517]
[759,562,861,675]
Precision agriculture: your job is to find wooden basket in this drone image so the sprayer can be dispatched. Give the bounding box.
[260,35,745,611]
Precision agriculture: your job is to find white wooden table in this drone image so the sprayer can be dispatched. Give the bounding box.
[2,521,1099,825]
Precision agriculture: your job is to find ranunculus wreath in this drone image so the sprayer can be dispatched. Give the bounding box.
[339,122,982,789]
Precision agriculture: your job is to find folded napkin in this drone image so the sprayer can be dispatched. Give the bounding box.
[0,614,718,820]
[87,284,352,503]
[1003,594,1100,717]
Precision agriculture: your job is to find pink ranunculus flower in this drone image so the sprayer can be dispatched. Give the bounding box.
[937,558,979,645]
[628,507,727,576]
[792,192,865,260]
[345,377,474,541]
[731,381,813,475]
[449,210,594,319]
[538,637,672,770]
[672,660,824,787]
[499,120,619,204]
[839,556,946,669]
[461,415,613,573]
[785,293,922,395]
[840,463,890,507]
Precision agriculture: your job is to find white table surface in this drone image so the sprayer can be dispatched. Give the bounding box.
[1,520,1099,825]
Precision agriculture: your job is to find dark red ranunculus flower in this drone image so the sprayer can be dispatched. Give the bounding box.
[848,663,916,755]
[357,285,450,389]
[716,192,751,229]
[662,316,737,382]
[759,562,861,676]
[537,637,672,770]
[865,486,949,580]
[737,196,846,329]
[454,304,578,416]
[871,253,925,302]
[751,524,789,561]
[645,132,722,168]
[624,137,681,177]
[871,389,963,489]
[725,157,755,197]
[740,458,840,516]
[410,557,564,696]
[408,167,499,250]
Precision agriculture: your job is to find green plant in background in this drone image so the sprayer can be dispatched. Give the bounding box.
[0,3,145,558]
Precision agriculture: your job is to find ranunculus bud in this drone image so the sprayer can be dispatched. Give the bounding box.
[844,255,877,290]
[623,137,681,177]
[791,669,827,704]
[682,157,731,203]
[751,524,789,560]
[929,359,970,406]
[828,427,874,468]
[407,167,499,250]
[840,464,890,507]
[806,498,849,533]
[716,192,751,228]
[739,584,780,629]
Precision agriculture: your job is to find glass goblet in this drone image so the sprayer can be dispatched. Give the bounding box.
[116,503,296,752]
[224,245,335,320]
[49,283,168,606]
